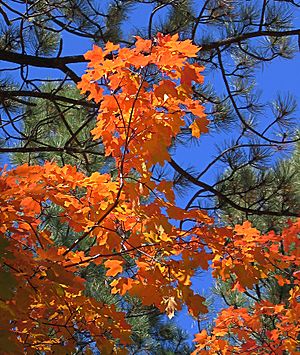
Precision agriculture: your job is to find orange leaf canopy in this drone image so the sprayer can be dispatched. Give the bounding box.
[0,34,210,354]
[78,33,207,172]
[0,33,299,354]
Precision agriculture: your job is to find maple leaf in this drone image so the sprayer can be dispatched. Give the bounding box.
[20,196,41,214]
[189,117,209,138]
[105,41,120,54]
[154,80,178,99]
[104,259,123,277]
[134,36,152,54]
[110,278,135,295]
[181,65,204,86]
[163,296,177,319]
[193,329,208,344]
[187,294,208,317]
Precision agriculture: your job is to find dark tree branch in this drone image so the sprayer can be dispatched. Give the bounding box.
[184,143,279,210]
[0,146,104,155]
[0,90,97,108]
[0,50,86,67]
[200,29,300,50]
[1,29,298,75]
[216,48,299,144]
[0,50,86,82]
[148,2,173,39]
[259,0,267,31]
[191,0,211,42]
[0,4,11,25]
[169,158,299,218]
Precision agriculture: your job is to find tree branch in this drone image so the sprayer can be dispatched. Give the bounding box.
[0,146,103,155]
[169,158,298,218]
[0,50,86,82]
[200,29,300,50]
[0,90,97,108]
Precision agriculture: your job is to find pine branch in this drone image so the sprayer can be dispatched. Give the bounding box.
[169,158,299,218]
[201,29,300,50]
[216,48,299,145]
[0,90,97,108]
[0,146,104,155]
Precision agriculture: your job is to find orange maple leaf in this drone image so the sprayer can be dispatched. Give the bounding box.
[104,259,123,277]
[189,117,209,138]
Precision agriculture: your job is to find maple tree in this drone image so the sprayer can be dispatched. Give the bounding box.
[11,85,194,354]
[193,219,300,354]
[8,86,193,354]
[0,33,299,355]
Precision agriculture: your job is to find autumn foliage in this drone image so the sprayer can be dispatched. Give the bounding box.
[0,34,299,354]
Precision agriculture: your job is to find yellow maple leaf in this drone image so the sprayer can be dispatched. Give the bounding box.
[163,296,177,319]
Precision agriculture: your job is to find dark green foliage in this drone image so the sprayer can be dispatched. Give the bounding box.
[217,141,300,232]
[10,84,108,175]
